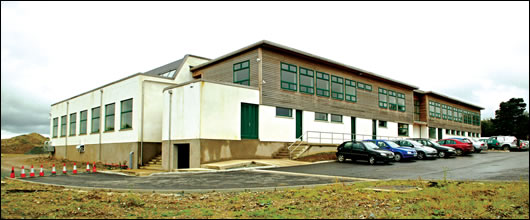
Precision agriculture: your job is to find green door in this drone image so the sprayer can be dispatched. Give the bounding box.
[372,119,377,139]
[351,117,356,141]
[241,103,258,139]
[296,110,302,139]
[437,128,443,140]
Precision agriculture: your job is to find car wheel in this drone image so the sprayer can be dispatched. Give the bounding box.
[417,152,425,160]
[337,154,345,163]
[438,151,445,158]
[503,145,509,151]
[455,149,463,156]
[369,156,376,165]
[394,153,402,162]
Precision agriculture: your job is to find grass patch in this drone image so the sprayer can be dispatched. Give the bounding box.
[1,178,528,219]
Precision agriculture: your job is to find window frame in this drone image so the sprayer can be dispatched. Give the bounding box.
[378,88,388,108]
[233,60,250,85]
[316,71,330,97]
[79,110,87,135]
[315,112,328,121]
[388,90,397,110]
[398,123,409,137]
[104,103,115,132]
[120,99,133,130]
[442,104,447,120]
[60,115,67,137]
[52,117,58,138]
[69,113,76,136]
[91,107,100,133]
[345,79,357,103]
[397,93,406,112]
[275,107,292,118]
[331,75,344,100]
[435,102,441,118]
[379,120,387,128]
[330,114,342,123]
[299,66,314,95]
[280,62,297,91]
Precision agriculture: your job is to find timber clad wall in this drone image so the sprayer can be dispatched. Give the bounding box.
[261,48,414,124]
[196,49,259,87]
[426,95,481,133]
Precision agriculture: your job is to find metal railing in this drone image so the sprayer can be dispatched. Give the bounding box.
[287,131,411,159]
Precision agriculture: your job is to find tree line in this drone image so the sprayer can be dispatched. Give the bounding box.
[481,98,529,140]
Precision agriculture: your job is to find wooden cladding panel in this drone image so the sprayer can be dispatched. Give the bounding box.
[425,96,481,132]
[196,49,259,87]
[261,48,414,123]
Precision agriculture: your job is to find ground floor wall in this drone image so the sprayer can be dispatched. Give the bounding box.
[53,142,161,169]
[161,139,286,170]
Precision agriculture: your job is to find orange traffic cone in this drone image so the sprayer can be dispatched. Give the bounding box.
[39,165,45,177]
[30,165,35,177]
[20,166,26,178]
[72,163,77,174]
[62,163,67,174]
[86,162,90,173]
[51,164,57,176]
[10,166,15,178]
[92,162,97,173]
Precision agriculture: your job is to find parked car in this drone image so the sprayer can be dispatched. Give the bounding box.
[364,139,417,162]
[452,137,487,153]
[437,138,473,155]
[486,136,518,151]
[392,140,438,160]
[512,140,529,151]
[407,138,456,158]
[336,141,395,165]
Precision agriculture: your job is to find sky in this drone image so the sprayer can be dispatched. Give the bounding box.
[1,1,529,139]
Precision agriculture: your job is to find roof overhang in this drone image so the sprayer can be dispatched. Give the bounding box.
[191,40,419,90]
[414,89,484,110]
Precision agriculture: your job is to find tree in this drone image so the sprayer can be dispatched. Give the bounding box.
[491,98,529,140]
[480,118,495,137]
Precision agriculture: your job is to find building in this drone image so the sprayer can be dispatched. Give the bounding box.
[50,40,483,170]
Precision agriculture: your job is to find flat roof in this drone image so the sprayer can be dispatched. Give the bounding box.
[191,40,419,90]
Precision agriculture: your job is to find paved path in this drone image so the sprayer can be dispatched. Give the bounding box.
[268,151,529,181]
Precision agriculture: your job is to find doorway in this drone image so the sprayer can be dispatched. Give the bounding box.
[437,128,443,140]
[296,110,303,140]
[241,103,259,139]
[174,144,190,169]
[372,119,377,139]
[351,117,356,141]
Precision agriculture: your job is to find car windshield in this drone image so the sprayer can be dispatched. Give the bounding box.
[407,140,424,147]
[429,141,442,147]
[460,139,472,143]
[363,142,381,150]
[386,141,402,148]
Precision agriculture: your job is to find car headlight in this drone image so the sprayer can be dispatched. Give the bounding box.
[380,153,386,156]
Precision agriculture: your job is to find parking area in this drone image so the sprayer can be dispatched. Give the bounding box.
[268,151,529,181]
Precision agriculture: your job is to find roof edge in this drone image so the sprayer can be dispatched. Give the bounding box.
[420,90,485,110]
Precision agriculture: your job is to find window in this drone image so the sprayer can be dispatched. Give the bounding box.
[388,90,397,110]
[429,101,436,118]
[457,109,462,122]
[299,67,314,94]
[446,129,450,134]
[398,123,409,136]
[69,113,76,136]
[275,107,292,117]
[105,103,115,131]
[316,72,330,97]
[448,106,453,120]
[281,62,297,91]
[91,107,100,133]
[345,79,357,103]
[233,60,250,85]
[378,88,388,108]
[344,142,353,150]
[457,130,461,136]
[435,102,441,118]
[429,127,436,139]
[120,99,133,129]
[364,84,372,92]
[79,110,87,135]
[159,70,176,78]
[331,114,342,122]
[331,75,344,100]
[442,104,447,120]
[52,118,58,138]
[397,93,406,112]
[60,115,67,137]
[357,82,365,90]
[315,112,328,121]
[451,130,455,135]
[379,121,387,128]
[414,100,420,121]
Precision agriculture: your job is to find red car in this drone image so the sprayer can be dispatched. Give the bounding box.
[437,138,474,156]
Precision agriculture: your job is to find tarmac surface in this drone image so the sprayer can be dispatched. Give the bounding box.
[268,151,529,181]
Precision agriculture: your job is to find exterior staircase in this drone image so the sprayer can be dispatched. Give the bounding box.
[139,154,163,170]
[273,142,310,159]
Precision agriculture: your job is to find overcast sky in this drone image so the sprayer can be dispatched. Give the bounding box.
[1,1,529,139]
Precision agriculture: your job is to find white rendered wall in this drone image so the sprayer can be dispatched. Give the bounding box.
[413,124,421,138]
[377,121,398,138]
[140,76,178,142]
[174,56,210,84]
[162,82,202,141]
[303,112,351,144]
[355,117,373,139]
[259,105,296,142]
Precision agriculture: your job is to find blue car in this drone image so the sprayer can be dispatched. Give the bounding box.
[364,139,417,162]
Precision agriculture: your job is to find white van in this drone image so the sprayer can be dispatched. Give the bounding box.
[490,136,518,151]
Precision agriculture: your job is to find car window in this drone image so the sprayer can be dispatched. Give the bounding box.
[449,140,456,144]
[438,140,445,145]
[408,140,423,147]
[461,139,472,143]
[430,141,442,147]
[363,142,381,150]
[386,141,402,148]
[376,141,387,148]
[352,142,364,150]
[344,142,353,150]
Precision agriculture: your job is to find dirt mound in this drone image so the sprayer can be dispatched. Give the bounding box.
[1,133,49,154]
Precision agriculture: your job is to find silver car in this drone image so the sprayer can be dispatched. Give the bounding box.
[470,138,488,153]
[393,140,438,160]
